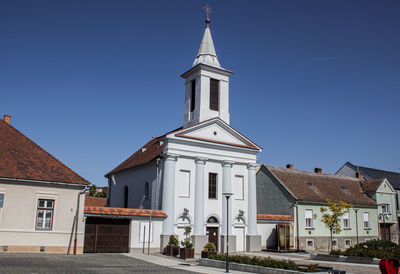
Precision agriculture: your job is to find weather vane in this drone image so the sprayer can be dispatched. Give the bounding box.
[203,4,212,26]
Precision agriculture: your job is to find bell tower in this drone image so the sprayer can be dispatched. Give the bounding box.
[181,17,233,128]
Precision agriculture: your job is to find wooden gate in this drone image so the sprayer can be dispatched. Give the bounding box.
[84,217,130,253]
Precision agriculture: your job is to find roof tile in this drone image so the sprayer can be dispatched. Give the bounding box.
[84,206,167,218]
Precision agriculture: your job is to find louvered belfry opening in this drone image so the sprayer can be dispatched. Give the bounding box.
[209,78,219,111]
[190,79,196,112]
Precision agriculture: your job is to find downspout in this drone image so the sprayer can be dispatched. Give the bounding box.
[156,158,160,209]
[74,187,89,255]
[295,201,300,251]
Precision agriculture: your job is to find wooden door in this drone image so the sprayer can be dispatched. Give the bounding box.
[380,223,391,241]
[206,227,219,250]
[84,217,130,253]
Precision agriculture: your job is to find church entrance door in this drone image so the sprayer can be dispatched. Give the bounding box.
[206,227,219,250]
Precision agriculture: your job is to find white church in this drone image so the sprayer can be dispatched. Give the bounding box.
[106,17,264,253]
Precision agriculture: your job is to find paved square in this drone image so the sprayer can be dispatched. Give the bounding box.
[0,253,192,273]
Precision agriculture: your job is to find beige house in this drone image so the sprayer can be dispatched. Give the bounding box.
[0,115,90,254]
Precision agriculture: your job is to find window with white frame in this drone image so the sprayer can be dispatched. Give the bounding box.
[306,239,314,248]
[345,239,351,247]
[0,193,4,208]
[305,209,313,228]
[36,199,54,230]
[332,239,338,250]
[343,212,350,229]
[363,212,370,228]
[382,204,390,214]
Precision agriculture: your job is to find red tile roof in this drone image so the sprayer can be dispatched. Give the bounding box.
[264,165,376,206]
[85,196,107,207]
[84,206,167,218]
[257,214,293,221]
[0,119,89,185]
[105,127,182,177]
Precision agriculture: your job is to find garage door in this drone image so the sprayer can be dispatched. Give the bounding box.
[84,217,130,253]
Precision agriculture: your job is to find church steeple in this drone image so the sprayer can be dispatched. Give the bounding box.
[181,14,233,128]
[192,18,221,68]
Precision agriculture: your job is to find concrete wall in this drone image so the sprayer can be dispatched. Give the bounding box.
[108,162,157,209]
[257,222,278,249]
[0,180,86,254]
[256,166,295,215]
[130,218,163,250]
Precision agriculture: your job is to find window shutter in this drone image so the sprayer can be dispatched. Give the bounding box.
[209,79,219,111]
[305,209,313,219]
[363,212,369,222]
[343,212,349,220]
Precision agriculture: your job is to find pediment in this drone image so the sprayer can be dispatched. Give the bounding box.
[170,118,261,150]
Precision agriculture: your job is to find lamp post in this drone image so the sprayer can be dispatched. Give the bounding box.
[223,192,233,273]
[354,209,359,244]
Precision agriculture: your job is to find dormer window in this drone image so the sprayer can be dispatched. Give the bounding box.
[210,78,219,111]
[190,79,196,112]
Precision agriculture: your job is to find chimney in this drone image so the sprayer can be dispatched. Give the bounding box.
[314,168,322,174]
[286,164,293,169]
[3,115,11,125]
[356,172,360,179]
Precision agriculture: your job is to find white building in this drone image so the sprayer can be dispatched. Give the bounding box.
[106,18,262,253]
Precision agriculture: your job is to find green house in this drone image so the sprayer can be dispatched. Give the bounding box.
[256,164,394,252]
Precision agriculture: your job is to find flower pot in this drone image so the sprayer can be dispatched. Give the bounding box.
[180,248,194,259]
[166,246,180,256]
[201,251,217,258]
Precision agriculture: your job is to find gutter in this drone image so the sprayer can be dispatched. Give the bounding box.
[0,177,88,187]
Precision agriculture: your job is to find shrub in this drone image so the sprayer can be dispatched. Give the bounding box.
[329,240,400,259]
[208,254,318,272]
[168,235,179,246]
[203,242,217,252]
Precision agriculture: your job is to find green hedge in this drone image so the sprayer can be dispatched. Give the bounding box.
[208,254,318,272]
[330,240,400,259]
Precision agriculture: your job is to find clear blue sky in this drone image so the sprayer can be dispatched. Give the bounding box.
[1,1,399,186]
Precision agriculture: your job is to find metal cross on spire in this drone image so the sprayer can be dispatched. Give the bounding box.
[203,4,212,27]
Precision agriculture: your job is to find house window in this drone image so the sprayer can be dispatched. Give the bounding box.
[306,239,314,248]
[345,239,351,247]
[305,209,313,228]
[382,204,390,214]
[0,193,4,208]
[190,79,196,112]
[36,199,54,230]
[208,173,217,199]
[144,182,149,200]
[363,212,370,228]
[332,239,338,250]
[124,186,129,208]
[343,212,350,229]
[209,79,219,111]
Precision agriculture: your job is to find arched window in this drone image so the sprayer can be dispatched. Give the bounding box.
[124,185,128,208]
[144,182,149,200]
[207,216,219,224]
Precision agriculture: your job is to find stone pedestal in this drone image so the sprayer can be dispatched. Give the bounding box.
[220,235,236,253]
[191,234,208,253]
[160,234,178,253]
[246,235,261,252]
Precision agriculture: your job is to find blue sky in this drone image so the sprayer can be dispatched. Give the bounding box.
[1,1,399,186]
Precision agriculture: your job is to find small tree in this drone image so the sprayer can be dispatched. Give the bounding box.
[320,199,352,251]
[89,185,97,197]
[181,226,193,248]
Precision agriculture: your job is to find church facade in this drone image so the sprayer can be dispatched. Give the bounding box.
[106,18,262,253]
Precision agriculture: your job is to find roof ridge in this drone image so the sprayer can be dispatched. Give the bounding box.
[0,119,90,185]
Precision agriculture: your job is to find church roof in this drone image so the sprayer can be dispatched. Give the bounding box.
[192,19,221,68]
[0,117,89,185]
[262,165,376,206]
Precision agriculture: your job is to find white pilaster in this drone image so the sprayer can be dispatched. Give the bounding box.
[193,157,207,235]
[161,154,178,235]
[221,160,234,235]
[247,163,258,235]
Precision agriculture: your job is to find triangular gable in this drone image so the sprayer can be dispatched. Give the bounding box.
[170,118,261,151]
[377,178,395,193]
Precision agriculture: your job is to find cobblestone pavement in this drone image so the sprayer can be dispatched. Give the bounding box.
[0,253,193,274]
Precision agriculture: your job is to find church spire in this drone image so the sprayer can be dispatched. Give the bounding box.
[192,10,221,68]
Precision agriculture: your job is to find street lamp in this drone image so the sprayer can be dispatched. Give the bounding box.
[223,192,233,273]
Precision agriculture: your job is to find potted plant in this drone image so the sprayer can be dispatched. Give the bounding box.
[180,226,194,259]
[201,242,217,258]
[166,235,180,256]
